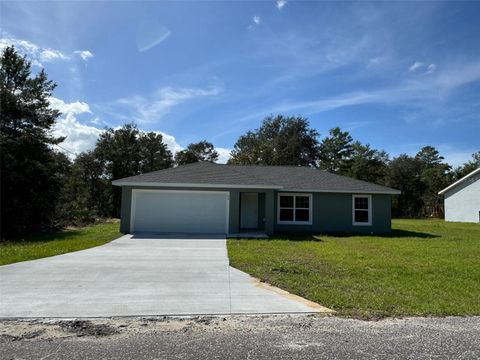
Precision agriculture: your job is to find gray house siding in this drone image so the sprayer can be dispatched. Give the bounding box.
[120,186,133,233]
[120,186,392,235]
[257,192,266,231]
[273,192,391,234]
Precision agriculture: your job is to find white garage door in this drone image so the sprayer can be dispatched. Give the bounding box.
[131,190,229,234]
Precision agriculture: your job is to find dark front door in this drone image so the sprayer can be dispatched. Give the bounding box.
[240,193,258,230]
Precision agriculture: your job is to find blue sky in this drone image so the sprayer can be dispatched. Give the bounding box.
[1,0,479,165]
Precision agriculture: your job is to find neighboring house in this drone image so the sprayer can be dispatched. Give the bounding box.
[112,162,400,236]
[438,167,480,223]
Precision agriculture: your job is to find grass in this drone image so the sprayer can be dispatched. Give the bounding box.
[0,222,122,266]
[227,219,480,318]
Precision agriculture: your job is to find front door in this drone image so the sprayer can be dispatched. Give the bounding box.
[240,193,258,230]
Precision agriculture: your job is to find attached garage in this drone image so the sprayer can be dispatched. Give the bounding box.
[130,189,229,234]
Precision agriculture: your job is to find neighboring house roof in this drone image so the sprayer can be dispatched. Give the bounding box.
[113,162,400,194]
[438,167,480,195]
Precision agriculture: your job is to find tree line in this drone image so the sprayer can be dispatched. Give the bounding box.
[1,46,478,238]
[228,115,478,218]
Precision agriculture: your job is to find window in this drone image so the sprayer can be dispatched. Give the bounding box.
[352,195,372,226]
[278,193,312,224]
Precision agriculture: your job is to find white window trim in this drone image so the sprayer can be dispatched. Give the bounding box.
[277,193,313,225]
[352,194,372,226]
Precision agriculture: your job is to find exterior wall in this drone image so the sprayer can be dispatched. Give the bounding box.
[119,186,392,235]
[119,186,271,234]
[273,192,392,234]
[444,174,480,223]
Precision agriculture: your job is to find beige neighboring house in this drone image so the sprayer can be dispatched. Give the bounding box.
[439,167,480,223]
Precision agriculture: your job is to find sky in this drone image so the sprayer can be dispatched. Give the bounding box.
[1,0,479,166]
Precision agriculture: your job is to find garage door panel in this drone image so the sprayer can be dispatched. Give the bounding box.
[132,190,228,234]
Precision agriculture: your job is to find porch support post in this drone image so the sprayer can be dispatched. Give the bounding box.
[264,190,275,235]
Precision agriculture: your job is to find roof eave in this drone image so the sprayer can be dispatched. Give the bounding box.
[111,181,282,189]
[282,188,401,195]
[438,167,480,195]
[112,180,401,194]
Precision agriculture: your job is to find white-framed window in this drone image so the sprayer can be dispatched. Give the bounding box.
[352,195,372,226]
[277,193,313,225]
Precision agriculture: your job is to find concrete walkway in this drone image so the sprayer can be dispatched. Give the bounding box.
[0,234,331,318]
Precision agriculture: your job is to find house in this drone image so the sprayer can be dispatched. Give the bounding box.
[112,162,401,236]
[438,167,480,223]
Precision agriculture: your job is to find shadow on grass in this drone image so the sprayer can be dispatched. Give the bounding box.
[269,229,439,242]
[387,229,439,239]
[0,229,84,244]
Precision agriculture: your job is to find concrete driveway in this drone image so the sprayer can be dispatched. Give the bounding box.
[0,234,330,318]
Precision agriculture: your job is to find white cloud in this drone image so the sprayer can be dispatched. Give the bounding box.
[426,63,437,74]
[276,0,287,10]
[53,114,102,158]
[408,62,436,74]
[408,61,424,72]
[0,34,70,66]
[233,59,480,125]
[49,98,101,157]
[216,147,232,164]
[50,99,184,158]
[39,48,69,62]
[234,91,383,125]
[49,97,91,116]
[430,61,480,91]
[0,33,93,67]
[152,131,183,155]
[253,16,261,25]
[49,97,225,162]
[54,120,184,161]
[74,50,94,61]
[114,86,222,124]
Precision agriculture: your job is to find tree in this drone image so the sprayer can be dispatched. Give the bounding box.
[386,154,425,217]
[139,132,173,172]
[56,151,111,225]
[415,146,451,216]
[415,146,444,167]
[454,151,480,179]
[95,123,142,181]
[318,127,353,173]
[93,123,173,217]
[346,141,389,184]
[175,140,218,165]
[0,46,68,237]
[229,115,320,166]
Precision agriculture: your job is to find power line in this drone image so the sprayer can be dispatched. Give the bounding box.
[53,143,77,156]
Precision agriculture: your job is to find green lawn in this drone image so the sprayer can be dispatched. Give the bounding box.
[228,219,480,318]
[0,222,122,266]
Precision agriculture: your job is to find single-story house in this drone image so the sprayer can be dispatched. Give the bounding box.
[112,162,401,236]
[438,167,480,223]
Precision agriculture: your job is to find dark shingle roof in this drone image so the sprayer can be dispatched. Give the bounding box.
[112,162,400,194]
